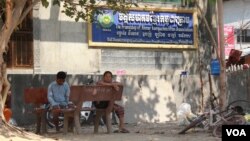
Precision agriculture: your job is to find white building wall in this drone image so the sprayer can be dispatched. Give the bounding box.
[224,0,250,49]
[36,3,100,74]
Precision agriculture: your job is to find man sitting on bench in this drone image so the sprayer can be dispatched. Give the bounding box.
[94,71,129,133]
[47,71,71,131]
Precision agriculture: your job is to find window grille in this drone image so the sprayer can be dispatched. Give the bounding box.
[7,0,33,68]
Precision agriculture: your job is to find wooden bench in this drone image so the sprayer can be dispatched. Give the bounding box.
[65,85,123,134]
[24,85,123,134]
[24,88,48,134]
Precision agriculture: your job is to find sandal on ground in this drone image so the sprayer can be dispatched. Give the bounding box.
[120,128,130,133]
[113,128,130,133]
[113,129,120,133]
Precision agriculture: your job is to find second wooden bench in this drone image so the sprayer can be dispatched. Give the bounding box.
[64,85,123,134]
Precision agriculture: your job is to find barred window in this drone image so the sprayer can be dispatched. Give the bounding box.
[7,0,33,68]
[236,29,250,43]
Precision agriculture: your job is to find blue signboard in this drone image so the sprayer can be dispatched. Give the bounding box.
[88,9,197,49]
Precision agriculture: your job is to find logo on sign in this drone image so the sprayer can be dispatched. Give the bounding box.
[97,14,114,28]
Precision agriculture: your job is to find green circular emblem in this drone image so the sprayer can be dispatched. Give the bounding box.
[97,14,114,28]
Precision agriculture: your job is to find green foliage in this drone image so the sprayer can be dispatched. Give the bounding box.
[0,0,5,23]
[142,0,181,3]
[0,0,5,12]
[41,0,49,8]
[47,0,138,22]
[0,0,5,7]
[0,0,137,24]
[208,0,216,4]
[52,0,60,6]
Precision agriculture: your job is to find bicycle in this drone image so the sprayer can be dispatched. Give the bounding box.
[178,70,249,137]
[178,96,247,137]
[212,99,250,137]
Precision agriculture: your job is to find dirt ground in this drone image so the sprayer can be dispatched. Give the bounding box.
[0,122,221,141]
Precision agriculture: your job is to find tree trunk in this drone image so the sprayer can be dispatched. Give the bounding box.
[0,0,28,123]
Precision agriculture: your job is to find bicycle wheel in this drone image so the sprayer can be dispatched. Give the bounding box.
[178,114,207,134]
[45,107,64,128]
[212,115,246,138]
[226,100,250,114]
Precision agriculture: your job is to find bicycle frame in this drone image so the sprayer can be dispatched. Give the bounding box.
[178,73,247,135]
[203,107,236,130]
[178,98,247,135]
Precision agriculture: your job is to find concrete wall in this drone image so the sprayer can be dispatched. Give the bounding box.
[9,73,205,126]
[227,69,250,103]
[10,69,249,126]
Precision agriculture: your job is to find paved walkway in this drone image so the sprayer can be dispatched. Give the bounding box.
[42,122,220,141]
